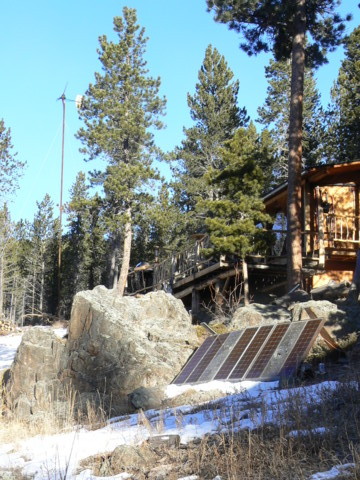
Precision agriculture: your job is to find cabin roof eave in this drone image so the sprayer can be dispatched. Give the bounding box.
[263,160,360,214]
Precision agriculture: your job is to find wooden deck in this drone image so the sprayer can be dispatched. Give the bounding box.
[126,231,357,317]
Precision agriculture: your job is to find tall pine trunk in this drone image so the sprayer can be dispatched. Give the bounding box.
[287,0,306,290]
[0,255,4,319]
[39,258,45,313]
[117,207,132,296]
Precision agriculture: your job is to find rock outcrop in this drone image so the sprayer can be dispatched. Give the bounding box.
[230,303,291,329]
[4,288,198,417]
[5,327,67,418]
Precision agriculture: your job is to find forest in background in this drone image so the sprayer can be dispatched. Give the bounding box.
[0,4,359,323]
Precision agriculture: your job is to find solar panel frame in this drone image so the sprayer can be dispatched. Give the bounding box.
[173,318,326,386]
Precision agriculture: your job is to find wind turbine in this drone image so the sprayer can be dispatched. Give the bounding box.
[56,87,83,315]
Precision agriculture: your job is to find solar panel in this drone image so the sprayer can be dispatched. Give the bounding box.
[172,318,326,385]
[279,319,324,378]
[245,323,290,379]
[185,333,229,383]
[197,330,243,383]
[214,327,258,380]
[260,321,305,380]
[229,325,273,380]
[173,335,217,385]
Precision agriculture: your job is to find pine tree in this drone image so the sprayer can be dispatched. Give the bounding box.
[203,123,273,258]
[63,172,106,314]
[258,59,323,185]
[206,0,350,288]
[325,26,360,163]
[27,195,58,320]
[12,219,32,325]
[173,44,248,232]
[0,205,14,319]
[0,119,25,201]
[77,8,166,295]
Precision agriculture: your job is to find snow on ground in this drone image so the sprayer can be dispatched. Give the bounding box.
[0,332,356,480]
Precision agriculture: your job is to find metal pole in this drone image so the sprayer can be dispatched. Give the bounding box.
[58,93,66,314]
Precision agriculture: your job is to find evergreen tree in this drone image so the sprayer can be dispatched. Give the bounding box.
[132,184,190,264]
[207,0,350,288]
[77,8,166,295]
[12,219,33,325]
[28,195,58,320]
[325,26,360,163]
[258,59,323,184]
[203,123,273,258]
[173,44,248,232]
[63,172,106,314]
[0,205,14,319]
[0,119,25,201]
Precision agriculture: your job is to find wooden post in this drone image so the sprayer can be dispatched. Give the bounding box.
[242,258,250,306]
[303,181,311,255]
[316,186,325,266]
[191,288,200,321]
[348,249,360,303]
[354,249,360,291]
[355,185,359,242]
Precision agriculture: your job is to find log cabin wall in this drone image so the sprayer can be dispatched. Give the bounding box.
[263,161,360,290]
[311,183,359,288]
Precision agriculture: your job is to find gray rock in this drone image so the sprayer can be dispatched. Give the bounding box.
[3,289,198,419]
[64,287,197,399]
[290,300,338,322]
[128,386,165,410]
[4,327,67,417]
[230,303,290,330]
[311,281,350,301]
[272,289,311,307]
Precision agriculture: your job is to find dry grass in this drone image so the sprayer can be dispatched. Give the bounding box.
[1,368,360,479]
[0,387,112,446]
[80,376,360,480]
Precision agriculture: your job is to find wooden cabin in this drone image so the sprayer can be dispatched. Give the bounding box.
[127,161,360,315]
[264,160,360,288]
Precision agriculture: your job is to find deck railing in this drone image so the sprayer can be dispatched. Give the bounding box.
[152,235,214,290]
[324,214,360,244]
[127,217,360,294]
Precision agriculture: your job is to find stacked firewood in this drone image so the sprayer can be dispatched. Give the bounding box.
[0,319,19,335]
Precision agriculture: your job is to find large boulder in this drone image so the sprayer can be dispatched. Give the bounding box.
[290,300,338,322]
[230,303,291,330]
[311,281,350,301]
[63,287,197,399]
[3,289,198,419]
[5,327,67,418]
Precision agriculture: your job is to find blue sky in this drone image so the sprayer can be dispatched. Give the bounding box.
[1,1,359,224]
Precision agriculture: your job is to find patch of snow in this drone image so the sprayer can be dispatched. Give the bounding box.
[309,463,355,479]
[288,427,329,437]
[0,333,22,369]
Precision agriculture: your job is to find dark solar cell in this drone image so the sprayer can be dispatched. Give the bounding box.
[214,327,258,380]
[246,323,290,379]
[280,319,324,377]
[229,325,273,380]
[173,336,217,384]
[260,321,305,380]
[185,333,229,383]
[198,331,243,383]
